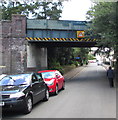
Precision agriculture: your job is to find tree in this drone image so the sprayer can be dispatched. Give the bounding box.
[1,1,63,20]
[35,2,63,19]
[48,47,74,66]
[86,2,117,63]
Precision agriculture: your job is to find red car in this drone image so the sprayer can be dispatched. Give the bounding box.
[38,70,65,95]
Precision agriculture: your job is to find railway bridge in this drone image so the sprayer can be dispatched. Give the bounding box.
[0,15,97,74]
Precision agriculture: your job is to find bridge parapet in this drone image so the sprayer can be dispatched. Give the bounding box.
[27,19,88,30]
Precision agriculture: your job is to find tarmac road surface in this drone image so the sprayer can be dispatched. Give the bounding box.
[2,63,116,118]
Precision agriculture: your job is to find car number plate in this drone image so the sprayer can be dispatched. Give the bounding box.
[0,102,4,106]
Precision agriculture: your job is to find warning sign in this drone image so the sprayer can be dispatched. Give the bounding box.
[77,31,85,38]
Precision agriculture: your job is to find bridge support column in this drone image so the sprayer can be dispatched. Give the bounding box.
[27,44,47,72]
[1,14,27,74]
[0,21,3,74]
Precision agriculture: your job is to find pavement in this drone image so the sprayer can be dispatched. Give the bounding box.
[102,63,110,70]
[63,63,110,80]
[63,65,86,80]
[64,63,117,89]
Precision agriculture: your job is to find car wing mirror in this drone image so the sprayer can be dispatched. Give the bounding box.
[56,75,60,78]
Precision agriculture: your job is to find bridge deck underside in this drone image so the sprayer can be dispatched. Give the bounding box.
[26,37,97,47]
[28,41,97,47]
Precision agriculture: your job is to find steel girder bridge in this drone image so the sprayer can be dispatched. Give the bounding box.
[26,19,97,47]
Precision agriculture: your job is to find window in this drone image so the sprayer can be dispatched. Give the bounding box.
[36,73,43,82]
[32,75,38,83]
[42,72,55,79]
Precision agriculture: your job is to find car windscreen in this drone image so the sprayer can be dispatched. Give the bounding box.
[0,74,31,86]
[42,72,55,79]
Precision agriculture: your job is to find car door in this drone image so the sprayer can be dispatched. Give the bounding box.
[35,73,46,99]
[55,72,62,90]
[56,71,64,89]
[31,73,43,104]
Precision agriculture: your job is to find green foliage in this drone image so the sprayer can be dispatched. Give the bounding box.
[71,61,79,67]
[1,1,63,20]
[48,59,64,74]
[72,48,81,57]
[34,2,63,19]
[88,54,95,60]
[47,47,90,69]
[86,2,117,58]
[47,47,75,66]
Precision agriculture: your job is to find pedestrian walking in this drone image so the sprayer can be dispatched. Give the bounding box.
[107,66,114,87]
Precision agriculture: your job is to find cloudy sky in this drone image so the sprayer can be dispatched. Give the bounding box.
[60,0,94,21]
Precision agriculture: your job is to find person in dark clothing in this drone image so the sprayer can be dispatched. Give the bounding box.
[107,66,114,87]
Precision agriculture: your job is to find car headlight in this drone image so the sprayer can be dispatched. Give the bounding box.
[45,79,55,86]
[10,92,25,98]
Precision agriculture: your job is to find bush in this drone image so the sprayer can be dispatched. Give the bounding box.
[88,54,96,60]
[71,61,79,67]
[48,60,64,74]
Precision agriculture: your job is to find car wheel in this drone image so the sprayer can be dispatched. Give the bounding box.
[23,96,33,114]
[54,85,58,95]
[43,89,49,101]
[62,81,65,90]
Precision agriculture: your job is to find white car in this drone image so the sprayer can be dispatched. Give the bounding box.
[97,61,102,65]
[0,74,7,80]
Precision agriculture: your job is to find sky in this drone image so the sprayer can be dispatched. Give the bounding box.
[60,0,94,21]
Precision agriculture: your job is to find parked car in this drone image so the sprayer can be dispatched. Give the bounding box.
[38,70,65,95]
[0,73,49,114]
[88,60,96,63]
[0,74,7,80]
[97,60,102,66]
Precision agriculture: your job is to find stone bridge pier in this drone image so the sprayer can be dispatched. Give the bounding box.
[0,15,47,74]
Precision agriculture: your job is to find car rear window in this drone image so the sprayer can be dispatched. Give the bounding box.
[42,72,55,79]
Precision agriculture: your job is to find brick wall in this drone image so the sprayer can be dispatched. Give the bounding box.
[1,15,27,74]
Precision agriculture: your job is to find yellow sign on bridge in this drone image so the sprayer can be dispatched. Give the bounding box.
[77,31,85,38]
